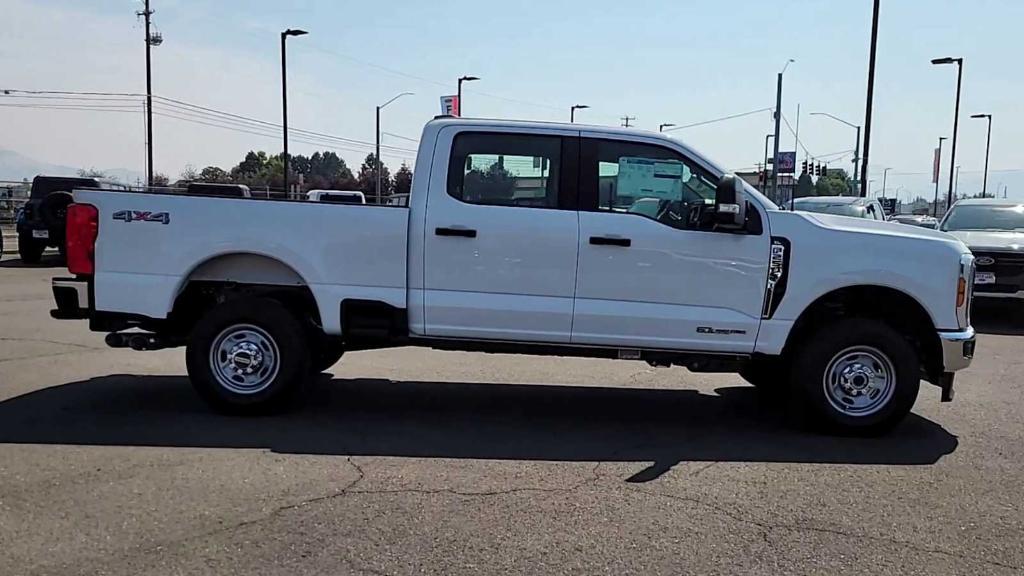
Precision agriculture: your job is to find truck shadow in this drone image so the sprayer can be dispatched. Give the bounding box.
[0,375,958,482]
[972,300,1024,336]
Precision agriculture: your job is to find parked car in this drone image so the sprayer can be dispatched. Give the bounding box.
[891,214,939,229]
[307,189,365,204]
[387,193,410,207]
[49,117,976,435]
[16,175,127,263]
[185,182,251,198]
[940,198,1024,301]
[791,196,888,221]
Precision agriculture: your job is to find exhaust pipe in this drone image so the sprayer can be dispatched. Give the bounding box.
[106,332,167,351]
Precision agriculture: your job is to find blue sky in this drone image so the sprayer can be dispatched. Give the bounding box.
[2,0,1022,200]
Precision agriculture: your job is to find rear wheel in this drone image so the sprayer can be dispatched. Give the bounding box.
[18,233,44,264]
[186,297,311,414]
[790,318,919,436]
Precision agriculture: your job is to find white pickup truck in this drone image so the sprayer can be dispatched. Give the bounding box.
[51,117,977,435]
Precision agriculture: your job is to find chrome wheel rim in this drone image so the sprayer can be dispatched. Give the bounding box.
[822,345,896,417]
[209,324,279,394]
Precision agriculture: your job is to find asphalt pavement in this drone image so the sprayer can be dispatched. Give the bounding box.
[1,252,1022,575]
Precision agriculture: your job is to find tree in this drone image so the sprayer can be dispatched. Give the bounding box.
[815,168,852,197]
[151,173,170,187]
[234,151,268,176]
[77,168,108,178]
[795,173,815,198]
[356,153,392,201]
[198,166,231,183]
[464,163,517,202]
[393,163,413,195]
[179,164,199,182]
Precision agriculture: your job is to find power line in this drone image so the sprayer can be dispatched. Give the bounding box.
[662,106,774,132]
[0,89,416,153]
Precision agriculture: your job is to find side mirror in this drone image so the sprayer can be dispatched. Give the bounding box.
[714,174,747,230]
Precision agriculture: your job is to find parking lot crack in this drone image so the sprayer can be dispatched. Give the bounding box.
[633,487,1021,571]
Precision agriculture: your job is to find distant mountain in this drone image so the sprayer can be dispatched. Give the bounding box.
[0,149,143,184]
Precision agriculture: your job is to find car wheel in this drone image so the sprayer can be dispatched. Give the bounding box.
[790,318,919,436]
[186,297,311,415]
[18,233,44,264]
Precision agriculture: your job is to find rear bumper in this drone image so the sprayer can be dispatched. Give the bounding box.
[937,327,976,372]
[51,277,90,320]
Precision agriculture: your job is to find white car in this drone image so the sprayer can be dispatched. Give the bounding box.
[940,198,1024,300]
[49,117,976,435]
[307,189,365,204]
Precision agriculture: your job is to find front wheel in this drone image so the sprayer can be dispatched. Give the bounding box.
[18,233,44,264]
[186,297,311,415]
[790,318,920,436]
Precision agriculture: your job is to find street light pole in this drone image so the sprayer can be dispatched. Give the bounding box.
[971,113,992,197]
[810,112,862,195]
[570,104,589,123]
[763,133,774,192]
[882,167,890,198]
[457,75,479,117]
[933,136,947,217]
[860,0,881,198]
[281,28,307,198]
[932,56,964,211]
[659,123,676,133]
[376,92,413,204]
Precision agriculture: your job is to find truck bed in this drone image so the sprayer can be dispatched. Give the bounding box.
[75,189,409,335]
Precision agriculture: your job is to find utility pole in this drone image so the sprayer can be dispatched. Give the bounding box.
[620,116,635,128]
[137,0,158,187]
[860,0,880,198]
[954,165,961,199]
[772,59,792,202]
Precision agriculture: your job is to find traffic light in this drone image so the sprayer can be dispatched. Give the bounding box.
[801,160,808,174]
[815,163,822,177]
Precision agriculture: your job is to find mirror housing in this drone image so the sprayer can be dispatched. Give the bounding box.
[714,174,747,230]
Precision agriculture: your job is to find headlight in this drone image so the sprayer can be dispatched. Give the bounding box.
[957,253,975,328]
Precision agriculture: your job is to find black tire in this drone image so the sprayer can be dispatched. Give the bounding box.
[313,341,345,373]
[186,297,311,415]
[38,191,73,231]
[18,233,44,264]
[790,318,920,436]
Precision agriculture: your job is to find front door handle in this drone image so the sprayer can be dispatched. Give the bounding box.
[589,235,631,247]
[435,226,477,238]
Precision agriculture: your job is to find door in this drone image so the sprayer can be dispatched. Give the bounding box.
[571,135,770,352]
[422,128,580,342]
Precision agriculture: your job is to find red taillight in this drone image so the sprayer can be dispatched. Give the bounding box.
[66,203,98,275]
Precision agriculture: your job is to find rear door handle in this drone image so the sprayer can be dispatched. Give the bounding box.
[589,235,631,247]
[435,226,477,238]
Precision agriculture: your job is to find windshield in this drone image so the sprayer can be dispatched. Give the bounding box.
[941,204,1024,232]
[794,202,866,218]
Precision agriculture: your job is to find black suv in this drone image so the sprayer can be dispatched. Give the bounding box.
[16,175,127,263]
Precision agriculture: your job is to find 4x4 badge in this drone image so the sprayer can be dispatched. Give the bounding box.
[112,210,170,225]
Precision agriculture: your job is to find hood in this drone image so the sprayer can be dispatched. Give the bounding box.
[797,212,962,243]
[945,230,1024,252]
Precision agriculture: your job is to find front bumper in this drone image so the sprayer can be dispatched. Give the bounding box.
[51,277,90,320]
[938,327,976,372]
[973,289,1024,300]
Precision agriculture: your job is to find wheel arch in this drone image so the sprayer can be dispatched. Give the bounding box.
[783,284,943,382]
